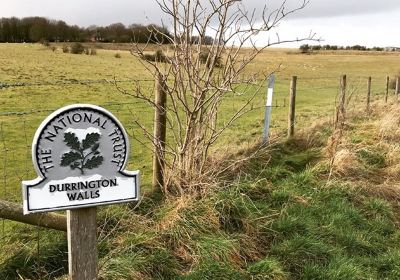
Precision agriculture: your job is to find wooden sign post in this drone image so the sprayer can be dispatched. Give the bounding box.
[68,208,98,279]
[22,104,140,279]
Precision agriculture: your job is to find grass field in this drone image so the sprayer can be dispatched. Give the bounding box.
[1,43,400,279]
[1,44,399,197]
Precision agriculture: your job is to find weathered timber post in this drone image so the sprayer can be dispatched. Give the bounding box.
[68,208,97,280]
[335,75,346,128]
[288,76,297,138]
[366,76,371,112]
[385,76,389,103]
[396,76,400,101]
[0,199,66,231]
[152,73,167,190]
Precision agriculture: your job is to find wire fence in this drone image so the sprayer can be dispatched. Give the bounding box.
[0,74,395,274]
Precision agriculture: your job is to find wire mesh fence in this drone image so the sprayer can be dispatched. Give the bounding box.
[0,73,395,268]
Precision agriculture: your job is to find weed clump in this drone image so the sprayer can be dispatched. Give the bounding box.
[199,51,223,68]
[380,105,400,140]
[141,50,169,63]
[356,149,386,169]
[62,45,69,53]
[330,149,362,176]
[70,42,85,54]
[247,258,287,280]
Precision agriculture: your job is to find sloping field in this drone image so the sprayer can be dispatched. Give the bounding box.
[1,44,400,279]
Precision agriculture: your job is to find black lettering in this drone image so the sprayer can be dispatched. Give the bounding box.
[77,193,85,200]
[72,113,82,122]
[84,191,90,199]
[112,137,121,144]
[42,155,52,164]
[44,131,56,142]
[100,120,107,129]
[67,193,77,201]
[92,190,100,198]
[92,117,101,126]
[41,149,51,155]
[83,113,93,123]
[58,117,67,127]
[44,165,54,172]
[66,115,72,124]
[108,129,118,137]
[80,181,88,190]
[101,180,109,187]
[71,183,77,190]
[65,183,71,191]
[88,181,96,188]
[110,179,117,187]
[53,125,63,134]
[113,153,123,159]
[111,159,122,165]
[49,185,56,192]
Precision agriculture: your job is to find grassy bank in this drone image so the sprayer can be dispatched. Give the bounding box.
[2,100,400,279]
[1,44,400,279]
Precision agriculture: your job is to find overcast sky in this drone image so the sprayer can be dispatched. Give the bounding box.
[1,0,400,47]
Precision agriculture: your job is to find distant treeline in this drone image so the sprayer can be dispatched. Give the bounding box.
[0,17,174,43]
[300,44,385,52]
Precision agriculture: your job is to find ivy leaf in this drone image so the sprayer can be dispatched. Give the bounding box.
[82,133,101,149]
[83,155,103,170]
[64,132,80,150]
[60,151,81,166]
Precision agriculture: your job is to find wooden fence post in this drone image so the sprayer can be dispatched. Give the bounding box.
[385,76,389,103]
[366,76,371,112]
[288,76,297,138]
[67,207,97,280]
[152,73,167,191]
[396,76,400,101]
[335,75,346,128]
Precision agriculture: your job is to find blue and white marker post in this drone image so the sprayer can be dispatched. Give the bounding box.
[263,75,276,144]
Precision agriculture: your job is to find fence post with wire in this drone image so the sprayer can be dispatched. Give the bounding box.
[288,76,297,138]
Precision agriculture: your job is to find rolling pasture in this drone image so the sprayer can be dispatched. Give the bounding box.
[1,44,398,198]
[1,43,400,279]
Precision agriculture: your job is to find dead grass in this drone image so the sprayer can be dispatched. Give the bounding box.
[379,105,400,140]
[331,149,363,177]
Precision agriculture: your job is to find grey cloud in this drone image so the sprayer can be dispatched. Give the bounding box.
[242,0,400,19]
[2,0,400,26]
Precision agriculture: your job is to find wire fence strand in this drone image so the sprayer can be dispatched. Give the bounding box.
[0,73,393,261]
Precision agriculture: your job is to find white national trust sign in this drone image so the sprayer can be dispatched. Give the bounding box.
[22,104,140,214]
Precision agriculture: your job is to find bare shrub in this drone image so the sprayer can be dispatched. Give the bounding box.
[114,53,121,58]
[90,48,97,55]
[120,0,317,194]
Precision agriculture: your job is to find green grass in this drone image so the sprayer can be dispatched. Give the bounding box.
[1,44,400,279]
